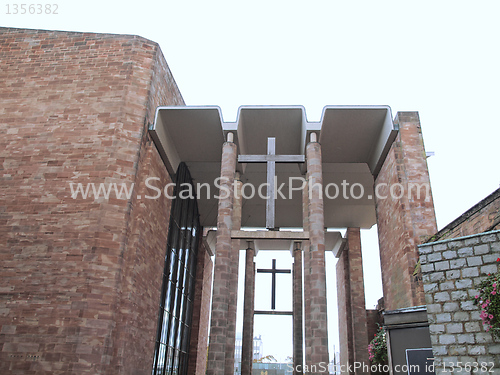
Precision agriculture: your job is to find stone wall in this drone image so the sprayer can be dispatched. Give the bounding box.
[0,28,187,374]
[375,112,438,311]
[419,230,500,373]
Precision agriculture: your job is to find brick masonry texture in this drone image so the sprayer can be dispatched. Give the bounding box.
[0,27,211,374]
[305,140,330,370]
[375,112,438,310]
[365,309,383,346]
[336,240,354,372]
[226,178,242,375]
[206,140,237,375]
[302,180,312,365]
[187,241,213,375]
[430,189,500,242]
[419,230,500,374]
[365,309,385,375]
[293,245,304,373]
[336,228,370,374]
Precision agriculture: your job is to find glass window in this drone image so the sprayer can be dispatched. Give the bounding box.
[152,163,201,375]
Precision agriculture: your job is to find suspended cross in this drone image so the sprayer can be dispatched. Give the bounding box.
[256,259,291,310]
[238,137,305,229]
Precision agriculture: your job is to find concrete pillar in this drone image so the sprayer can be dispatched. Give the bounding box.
[225,174,242,375]
[241,241,255,375]
[305,133,329,371]
[293,241,304,375]
[207,133,237,375]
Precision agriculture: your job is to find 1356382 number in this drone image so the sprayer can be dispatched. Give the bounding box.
[5,4,59,15]
[443,362,495,373]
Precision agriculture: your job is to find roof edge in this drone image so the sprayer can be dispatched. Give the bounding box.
[0,26,158,46]
[425,188,500,243]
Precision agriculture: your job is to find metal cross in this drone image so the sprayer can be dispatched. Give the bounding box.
[256,259,291,310]
[238,137,305,229]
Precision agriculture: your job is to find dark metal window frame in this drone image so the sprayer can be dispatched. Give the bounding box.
[152,163,201,375]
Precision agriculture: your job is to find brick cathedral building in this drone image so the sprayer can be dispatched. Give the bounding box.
[2,27,497,375]
[0,28,213,374]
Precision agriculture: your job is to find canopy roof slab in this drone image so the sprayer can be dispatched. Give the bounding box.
[149,105,397,229]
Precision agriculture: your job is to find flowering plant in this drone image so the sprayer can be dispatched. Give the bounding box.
[473,258,500,338]
[368,325,387,363]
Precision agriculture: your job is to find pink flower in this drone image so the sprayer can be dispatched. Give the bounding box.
[492,291,496,295]
[489,314,494,319]
[475,295,479,299]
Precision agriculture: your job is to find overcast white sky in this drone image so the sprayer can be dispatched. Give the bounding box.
[3,0,499,364]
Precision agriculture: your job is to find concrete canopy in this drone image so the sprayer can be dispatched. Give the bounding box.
[149,105,397,229]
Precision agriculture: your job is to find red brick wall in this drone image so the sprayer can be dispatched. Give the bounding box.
[109,142,174,375]
[0,28,185,374]
[365,310,382,344]
[375,112,437,311]
[336,228,370,374]
[187,241,213,375]
[365,309,386,375]
[430,188,500,241]
[346,228,370,373]
[336,245,354,373]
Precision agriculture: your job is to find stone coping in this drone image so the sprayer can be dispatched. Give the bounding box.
[418,229,500,248]
[384,305,427,315]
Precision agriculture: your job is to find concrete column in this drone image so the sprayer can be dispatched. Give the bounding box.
[207,133,237,375]
[241,241,255,375]
[225,174,242,375]
[293,241,304,375]
[305,133,329,371]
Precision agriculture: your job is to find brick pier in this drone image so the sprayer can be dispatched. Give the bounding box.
[206,135,237,375]
[293,241,304,375]
[241,241,256,375]
[305,134,330,372]
[336,228,370,374]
